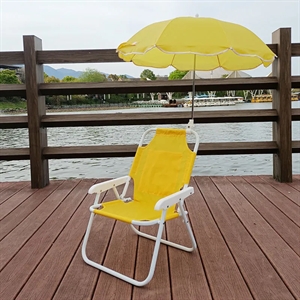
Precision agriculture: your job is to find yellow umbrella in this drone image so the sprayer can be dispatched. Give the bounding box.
[117,17,276,120]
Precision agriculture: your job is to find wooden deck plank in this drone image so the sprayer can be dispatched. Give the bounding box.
[212,176,300,298]
[0,182,61,264]
[53,246,99,300]
[208,176,295,299]
[0,180,63,270]
[166,217,212,300]
[15,180,96,300]
[0,180,94,300]
[53,214,114,300]
[227,176,300,256]
[288,175,300,191]
[0,181,62,242]
[244,176,300,226]
[260,175,300,206]
[89,185,135,300]
[0,185,38,219]
[132,226,171,300]
[52,185,114,300]
[0,181,23,204]
[0,182,12,189]
[92,221,135,299]
[186,178,253,300]
[90,185,137,300]
[0,176,299,299]
[0,181,29,205]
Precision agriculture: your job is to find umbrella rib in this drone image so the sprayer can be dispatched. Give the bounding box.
[170,53,176,68]
[217,55,221,68]
[230,47,276,62]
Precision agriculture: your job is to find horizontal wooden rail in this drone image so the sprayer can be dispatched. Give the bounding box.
[292,108,300,121]
[37,49,123,64]
[1,141,299,161]
[42,109,280,127]
[292,75,300,88]
[0,84,26,97]
[0,109,276,129]
[2,109,300,129]
[0,115,28,129]
[39,77,280,94]
[0,148,30,160]
[0,51,24,65]
[43,142,281,158]
[291,43,300,56]
[0,44,299,66]
[1,109,299,129]
[1,76,300,97]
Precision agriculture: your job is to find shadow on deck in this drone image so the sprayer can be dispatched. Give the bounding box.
[0,175,299,300]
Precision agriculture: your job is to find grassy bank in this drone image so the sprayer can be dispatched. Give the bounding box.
[0,101,133,114]
[0,100,27,112]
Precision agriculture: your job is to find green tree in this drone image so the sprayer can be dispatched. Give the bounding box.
[61,76,78,104]
[62,76,77,82]
[108,74,119,81]
[140,69,156,100]
[78,68,107,82]
[0,69,22,104]
[119,74,128,80]
[167,70,188,99]
[44,75,60,83]
[43,75,61,105]
[78,68,106,102]
[0,69,20,84]
[140,69,156,81]
[168,70,188,80]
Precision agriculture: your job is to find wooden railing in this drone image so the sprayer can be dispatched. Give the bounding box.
[0,28,300,188]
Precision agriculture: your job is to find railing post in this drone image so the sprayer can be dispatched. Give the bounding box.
[272,28,292,182]
[23,36,49,188]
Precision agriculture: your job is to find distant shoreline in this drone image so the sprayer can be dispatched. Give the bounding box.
[0,106,131,115]
[47,106,131,113]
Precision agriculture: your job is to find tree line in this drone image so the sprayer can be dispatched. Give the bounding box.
[0,67,248,109]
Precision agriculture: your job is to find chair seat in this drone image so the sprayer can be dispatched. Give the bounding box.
[93,199,179,224]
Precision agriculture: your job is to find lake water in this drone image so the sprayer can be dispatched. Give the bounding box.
[1,102,299,181]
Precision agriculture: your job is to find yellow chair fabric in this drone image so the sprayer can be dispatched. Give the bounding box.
[93,128,196,223]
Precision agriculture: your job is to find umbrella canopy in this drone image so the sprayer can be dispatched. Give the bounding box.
[117,17,275,71]
[117,17,276,121]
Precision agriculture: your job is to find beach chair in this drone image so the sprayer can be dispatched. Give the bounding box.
[82,127,199,286]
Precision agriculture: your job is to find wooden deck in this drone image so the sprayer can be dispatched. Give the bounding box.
[0,175,299,300]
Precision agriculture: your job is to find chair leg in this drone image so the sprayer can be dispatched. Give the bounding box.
[178,201,197,250]
[81,211,166,286]
[131,205,197,252]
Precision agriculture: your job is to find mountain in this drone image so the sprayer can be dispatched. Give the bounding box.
[43,65,134,80]
[43,66,83,79]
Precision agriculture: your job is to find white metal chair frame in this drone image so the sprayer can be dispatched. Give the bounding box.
[82,128,200,286]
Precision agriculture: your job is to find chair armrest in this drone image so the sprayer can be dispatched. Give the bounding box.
[88,176,130,194]
[154,187,194,210]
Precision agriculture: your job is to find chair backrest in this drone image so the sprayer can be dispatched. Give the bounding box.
[129,128,197,204]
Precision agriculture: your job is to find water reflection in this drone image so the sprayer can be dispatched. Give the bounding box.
[1,102,299,181]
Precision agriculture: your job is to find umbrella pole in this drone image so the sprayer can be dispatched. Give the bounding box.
[191,55,196,120]
[187,56,196,131]
[187,55,196,131]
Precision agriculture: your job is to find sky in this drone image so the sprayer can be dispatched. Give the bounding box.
[1,0,299,78]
